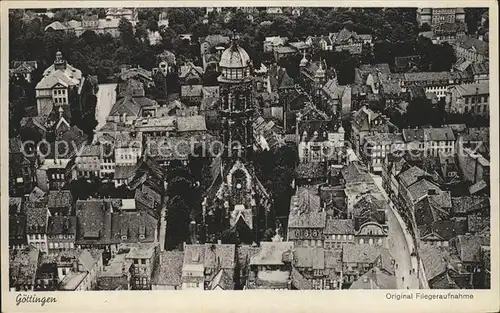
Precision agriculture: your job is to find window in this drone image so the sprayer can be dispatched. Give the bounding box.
[465,97,469,104]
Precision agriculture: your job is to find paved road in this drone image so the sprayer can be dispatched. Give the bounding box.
[371,174,420,289]
[95,83,117,130]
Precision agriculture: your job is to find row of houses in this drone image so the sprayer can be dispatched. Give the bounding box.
[153,240,397,290]
[44,8,139,38]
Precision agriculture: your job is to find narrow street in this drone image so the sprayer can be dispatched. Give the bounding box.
[371,174,420,289]
[159,199,167,251]
[95,83,117,130]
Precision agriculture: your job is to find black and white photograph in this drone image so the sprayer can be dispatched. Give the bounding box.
[1,2,498,312]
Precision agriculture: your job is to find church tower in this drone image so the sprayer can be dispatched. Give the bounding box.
[313,60,326,108]
[201,35,272,245]
[218,34,254,162]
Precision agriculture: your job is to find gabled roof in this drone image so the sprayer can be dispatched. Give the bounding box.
[454,82,489,96]
[295,162,327,180]
[26,206,49,234]
[203,243,236,269]
[341,161,374,185]
[47,216,77,235]
[407,178,440,201]
[419,246,450,281]
[293,247,325,269]
[110,210,157,244]
[109,96,143,117]
[36,69,80,90]
[120,67,152,82]
[300,103,329,121]
[343,244,385,264]
[208,269,234,290]
[289,188,325,229]
[456,36,489,56]
[324,219,354,235]
[330,28,361,44]
[250,241,294,266]
[451,196,489,215]
[349,267,396,289]
[419,220,463,241]
[179,63,203,79]
[44,21,67,31]
[152,251,183,286]
[452,235,486,263]
[268,65,295,91]
[11,61,37,74]
[403,71,451,82]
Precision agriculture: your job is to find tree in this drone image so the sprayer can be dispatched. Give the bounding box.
[226,10,252,34]
[405,97,435,127]
[69,177,101,200]
[165,195,191,249]
[147,17,159,32]
[416,37,456,72]
[431,42,456,72]
[118,18,135,47]
[418,23,431,32]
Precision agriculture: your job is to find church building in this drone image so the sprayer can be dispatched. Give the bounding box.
[202,35,273,245]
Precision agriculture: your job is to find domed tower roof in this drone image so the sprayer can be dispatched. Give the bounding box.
[219,39,251,69]
[218,34,252,83]
[315,61,325,78]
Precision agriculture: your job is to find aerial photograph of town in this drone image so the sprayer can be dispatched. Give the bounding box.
[7,6,490,292]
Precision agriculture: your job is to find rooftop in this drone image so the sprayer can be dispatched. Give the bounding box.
[60,271,88,290]
[349,267,396,289]
[293,247,325,269]
[454,82,489,96]
[456,36,489,56]
[323,219,355,235]
[343,244,388,264]
[250,241,294,266]
[47,190,73,209]
[152,251,184,286]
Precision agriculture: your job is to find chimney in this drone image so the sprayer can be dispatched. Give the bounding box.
[217,239,222,245]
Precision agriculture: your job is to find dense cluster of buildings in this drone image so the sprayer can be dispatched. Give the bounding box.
[9,7,490,291]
